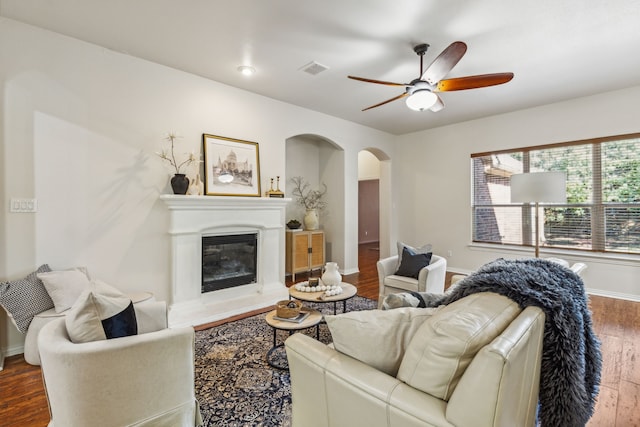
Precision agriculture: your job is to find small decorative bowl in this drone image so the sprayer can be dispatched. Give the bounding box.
[286,220,301,230]
[276,300,302,318]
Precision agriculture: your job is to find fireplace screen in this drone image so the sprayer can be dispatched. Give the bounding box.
[202,233,257,293]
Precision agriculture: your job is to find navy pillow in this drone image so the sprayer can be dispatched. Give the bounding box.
[395,247,433,279]
[102,301,138,339]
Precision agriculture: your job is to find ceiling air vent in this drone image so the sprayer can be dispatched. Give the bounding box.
[299,61,329,76]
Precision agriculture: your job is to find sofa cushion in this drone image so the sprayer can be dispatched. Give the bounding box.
[394,247,433,279]
[38,267,124,313]
[325,307,440,376]
[65,290,138,343]
[0,264,54,333]
[396,241,432,270]
[397,292,521,400]
[37,268,93,313]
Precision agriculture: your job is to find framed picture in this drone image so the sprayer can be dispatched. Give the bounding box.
[202,134,261,197]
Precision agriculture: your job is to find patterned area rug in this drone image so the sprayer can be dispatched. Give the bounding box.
[194,296,377,427]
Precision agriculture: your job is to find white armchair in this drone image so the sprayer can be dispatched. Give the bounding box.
[377,254,447,308]
[38,301,202,427]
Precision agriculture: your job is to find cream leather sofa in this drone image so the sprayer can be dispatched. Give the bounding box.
[38,301,202,427]
[377,254,447,308]
[285,292,545,427]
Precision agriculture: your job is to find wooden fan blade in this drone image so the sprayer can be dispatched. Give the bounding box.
[348,75,408,87]
[421,41,467,85]
[430,94,445,112]
[436,73,514,91]
[362,92,408,111]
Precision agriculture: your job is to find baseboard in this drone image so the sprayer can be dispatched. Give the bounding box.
[341,267,359,276]
[0,343,25,361]
[446,267,475,275]
[586,288,640,302]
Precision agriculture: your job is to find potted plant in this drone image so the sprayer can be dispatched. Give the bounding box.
[290,176,327,230]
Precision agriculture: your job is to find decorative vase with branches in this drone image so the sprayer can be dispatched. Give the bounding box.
[156,132,197,194]
[290,176,327,230]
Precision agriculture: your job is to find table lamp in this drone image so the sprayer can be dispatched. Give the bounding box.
[511,171,566,257]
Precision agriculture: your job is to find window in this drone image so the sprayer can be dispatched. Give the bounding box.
[471,134,640,254]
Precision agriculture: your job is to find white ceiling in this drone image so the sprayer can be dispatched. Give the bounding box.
[2,0,640,135]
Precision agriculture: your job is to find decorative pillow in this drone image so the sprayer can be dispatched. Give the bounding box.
[65,290,138,344]
[325,306,440,376]
[91,279,126,298]
[37,268,93,313]
[0,264,54,333]
[394,247,433,279]
[396,292,521,401]
[396,241,432,270]
[37,269,123,313]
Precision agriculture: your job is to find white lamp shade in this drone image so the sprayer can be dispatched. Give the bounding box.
[511,172,566,203]
[405,90,438,111]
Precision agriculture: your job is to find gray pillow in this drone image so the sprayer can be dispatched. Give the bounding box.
[395,247,433,279]
[0,264,54,333]
[396,241,432,270]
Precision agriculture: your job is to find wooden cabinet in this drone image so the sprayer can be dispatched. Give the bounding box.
[286,230,325,281]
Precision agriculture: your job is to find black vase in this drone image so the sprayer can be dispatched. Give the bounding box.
[171,174,190,195]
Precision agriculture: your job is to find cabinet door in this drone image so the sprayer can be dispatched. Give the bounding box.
[309,231,325,268]
[293,232,311,270]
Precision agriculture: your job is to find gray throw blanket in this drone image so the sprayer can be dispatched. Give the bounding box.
[396,258,602,427]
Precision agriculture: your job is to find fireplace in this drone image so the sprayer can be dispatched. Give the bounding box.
[202,233,257,293]
[161,195,290,327]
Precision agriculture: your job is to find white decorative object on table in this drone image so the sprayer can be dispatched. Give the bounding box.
[321,262,342,286]
[294,281,343,297]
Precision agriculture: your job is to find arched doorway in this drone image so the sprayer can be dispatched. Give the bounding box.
[358,148,392,260]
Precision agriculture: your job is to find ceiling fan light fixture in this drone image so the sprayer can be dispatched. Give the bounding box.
[405,89,438,111]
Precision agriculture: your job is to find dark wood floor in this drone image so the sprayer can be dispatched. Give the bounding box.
[0,242,638,426]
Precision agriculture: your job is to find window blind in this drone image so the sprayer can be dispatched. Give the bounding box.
[471,133,640,254]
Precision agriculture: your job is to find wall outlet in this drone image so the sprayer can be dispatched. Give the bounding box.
[447,250,453,257]
[10,198,38,213]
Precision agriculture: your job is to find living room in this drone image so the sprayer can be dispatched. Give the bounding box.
[1,1,639,425]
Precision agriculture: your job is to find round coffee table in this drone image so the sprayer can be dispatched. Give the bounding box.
[264,308,322,370]
[289,282,358,315]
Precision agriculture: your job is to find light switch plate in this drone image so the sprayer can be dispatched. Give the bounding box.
[10,198,37,213]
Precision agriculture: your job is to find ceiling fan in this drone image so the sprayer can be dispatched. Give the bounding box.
[348,41,513,112]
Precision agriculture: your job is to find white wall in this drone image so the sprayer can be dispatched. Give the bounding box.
[284,136,322,222]
[0,18,394,356]
[394,86,640,300]
[358,150,380,180]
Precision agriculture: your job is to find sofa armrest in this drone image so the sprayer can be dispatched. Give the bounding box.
[377,256,399,280]
[416,255,447,293]
[446,306,544,427]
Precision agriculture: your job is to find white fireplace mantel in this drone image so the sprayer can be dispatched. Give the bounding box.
[160,195,291,327]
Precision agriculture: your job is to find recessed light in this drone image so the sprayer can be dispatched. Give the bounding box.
[237,65,256,76]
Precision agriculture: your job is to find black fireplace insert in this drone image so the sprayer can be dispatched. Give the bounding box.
[202,233,257,293]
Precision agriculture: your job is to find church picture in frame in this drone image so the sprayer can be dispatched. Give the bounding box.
[202,134,261,197]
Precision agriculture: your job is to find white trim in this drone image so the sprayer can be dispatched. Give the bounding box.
[468,242,640,267]
[586,289,640,303]
[1,343,25,359]
[341,267,359,276]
